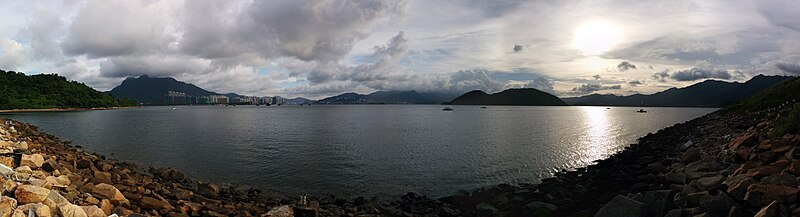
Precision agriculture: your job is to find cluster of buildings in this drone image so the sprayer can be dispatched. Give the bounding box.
[163,91,285,105]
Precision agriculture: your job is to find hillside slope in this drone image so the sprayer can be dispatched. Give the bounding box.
[0,70,136,109]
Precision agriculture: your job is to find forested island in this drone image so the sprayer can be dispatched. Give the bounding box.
[0,70,137,110]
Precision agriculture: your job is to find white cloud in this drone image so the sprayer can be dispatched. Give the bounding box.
[0,39,26,70]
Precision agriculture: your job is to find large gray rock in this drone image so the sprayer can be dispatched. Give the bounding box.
[594,195,644,217]
[642,190,674,217]
[699,193,734,217]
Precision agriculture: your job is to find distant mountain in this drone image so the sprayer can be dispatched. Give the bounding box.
[108,75,220,105]
[563,75,791,107]
[317,90,457,104]
[0,69,136,109]
[446,88,568,106]
[285,97,315,105]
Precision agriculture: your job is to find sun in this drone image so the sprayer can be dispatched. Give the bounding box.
[572,20,621,55]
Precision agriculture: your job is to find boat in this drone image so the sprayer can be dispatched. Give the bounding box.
[636,109,647,113]
[480,106,487,109]
[442,106,453,111]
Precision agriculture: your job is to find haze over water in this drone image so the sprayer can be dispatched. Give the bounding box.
[4,105,714,197]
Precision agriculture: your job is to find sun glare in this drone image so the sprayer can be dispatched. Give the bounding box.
[572,20,621,55]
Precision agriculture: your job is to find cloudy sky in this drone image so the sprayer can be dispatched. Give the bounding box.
[0,0,799,99]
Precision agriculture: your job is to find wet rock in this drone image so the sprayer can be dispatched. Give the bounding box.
[699,193,733,217]
[197,182,220,199]
[522,201,556,216]
[694,175,724,191]
[20,154,44,168]
[684,191,711,207]
[745,184,798,207]
[642,190,673,217]
[594,195,644,217]
[760,174,798,186]
[59,204,88,217]
[754,200,780,217]
[475,202,497,215]
[438,206,459,217]
[664,172,686,184]
[15,185,49,204]
[149,167,185,182]
[90,183,127,204]
[683,147,701,163]
[724,174,755,200]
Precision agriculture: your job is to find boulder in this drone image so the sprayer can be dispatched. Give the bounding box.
[699,193,733,217]
[20,154,44,168]
[0,163,12,175]
[14,141,27,150]
[140,196,173,210]
[594,195,644,217]
[760,174,798,186]
[266,205,293,217]
[80,206,105,217]
[729,132,756,150]
[90,183,127,204]
[12,166,32,180]
[0,196,17,217]
[754,200,780,217]
[1,180,17,195]
[46,190,70,207]
[725,175,755,200]
[642,190,674,217]
[41,160,58,172]
[522,202,556,216]
[197,182,220,199]
[683,147,701,163]
[745,184,798,207]
[14,203,50,217]
[91,171,112,184]
[99,199,112,215]
[59,204,88,217]
[694,175,724,191]
[664,172,686,184]
[0,157,14,169]
[14,185,50,204]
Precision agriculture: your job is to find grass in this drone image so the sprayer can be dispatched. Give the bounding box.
[770,105,800,138]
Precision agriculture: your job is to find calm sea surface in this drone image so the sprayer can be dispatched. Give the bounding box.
[2,105,714,197]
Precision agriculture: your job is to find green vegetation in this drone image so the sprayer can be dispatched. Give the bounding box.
[770,105,800,138]
[725,76,800,112]
[0,70,137,110]
[721,76,799,138]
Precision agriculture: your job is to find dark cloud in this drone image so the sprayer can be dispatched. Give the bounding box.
[652,68,736,82]
[570,83,621,95]
[776,63,800,75]
[593,74,601,80]
[628,80,642,86]
[617,61,637,71]
[513,44,522,52]
[757,0,800,32]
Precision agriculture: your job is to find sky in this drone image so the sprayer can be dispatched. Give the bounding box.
[0,0,799,99]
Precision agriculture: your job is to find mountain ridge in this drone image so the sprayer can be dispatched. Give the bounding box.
[446,88,568,106]
[563,75,790,107]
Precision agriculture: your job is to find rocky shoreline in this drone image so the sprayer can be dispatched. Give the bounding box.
[0,99,797,216]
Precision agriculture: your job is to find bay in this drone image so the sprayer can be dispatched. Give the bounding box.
[2,105,714,197]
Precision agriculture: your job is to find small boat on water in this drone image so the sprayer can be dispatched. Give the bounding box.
[480,106,487,109]
[636,109,647,113]
[442,106,453,111]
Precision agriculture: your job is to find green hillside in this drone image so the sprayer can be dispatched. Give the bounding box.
[0,69,137,110]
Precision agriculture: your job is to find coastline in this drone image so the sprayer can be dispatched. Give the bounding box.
[0,101,795,216]
[0,106,141,113]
